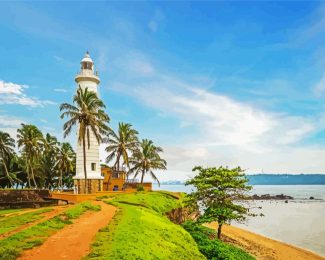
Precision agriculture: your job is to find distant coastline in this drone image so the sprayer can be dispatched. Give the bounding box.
[161,174,325,185]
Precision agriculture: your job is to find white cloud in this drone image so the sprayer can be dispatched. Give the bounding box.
[108,53,324,180]
[313,73,325,97]
[54,88,68,93]
[113,52,155,76]
[0,80,26,95]
[0,115,26,139]
[0,80,55,107]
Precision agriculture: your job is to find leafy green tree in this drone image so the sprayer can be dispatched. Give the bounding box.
[0,131,16,187]
[60,87,110,193]
[17,124,43,188]
[105,122,139,171]
[55,142,75,190]
[129,139,166,185]
[40,133,59,189]
[186,166,253,239]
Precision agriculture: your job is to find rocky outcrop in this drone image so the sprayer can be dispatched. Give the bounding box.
[251,194,294,200]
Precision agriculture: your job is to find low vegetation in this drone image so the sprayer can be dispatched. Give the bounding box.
[183,221,255,260]
[186,166,253,238]
[86,192,204,259]
[0,208,53,235]
[0,202,100,260]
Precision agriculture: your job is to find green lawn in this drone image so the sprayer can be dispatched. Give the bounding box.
[0,201,100,260]
[0,208,53,235]
[86,191,205,260]
[0,209,28,216]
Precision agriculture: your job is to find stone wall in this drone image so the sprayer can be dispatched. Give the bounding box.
[0,189,57,209]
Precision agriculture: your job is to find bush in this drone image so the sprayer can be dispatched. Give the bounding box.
[136,185,144,192]
[182,221,255,260]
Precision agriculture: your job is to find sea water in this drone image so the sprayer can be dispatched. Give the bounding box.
[153,184,325,256]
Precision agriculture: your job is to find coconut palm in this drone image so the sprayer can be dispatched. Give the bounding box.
[129,139,167,185]
[105,122,139,172]
[60,87,109,193]
[55,142,75,191]
[0,131,16,186]
[41,133,59,189]
[17,124,43,188]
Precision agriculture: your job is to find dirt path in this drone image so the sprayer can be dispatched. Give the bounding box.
[0,205,71,239]
[205,223,325,260]
[19,201,116,260]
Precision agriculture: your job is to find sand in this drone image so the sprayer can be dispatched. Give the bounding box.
[205,222,325,260]
[18,201,116,260]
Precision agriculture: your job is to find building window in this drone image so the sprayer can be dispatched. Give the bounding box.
[91,163,96,171]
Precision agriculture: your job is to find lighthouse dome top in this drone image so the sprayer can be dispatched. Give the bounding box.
[81,51,93,64]
[75,51,100,84]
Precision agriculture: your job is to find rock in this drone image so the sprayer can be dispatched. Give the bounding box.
[309,196,315,200]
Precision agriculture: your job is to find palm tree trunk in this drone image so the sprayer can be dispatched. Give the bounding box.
[31,164,37,188]
[141,169,145,184]
[82,135,88,194]
[26,158,31,188]
[2,160,13,187]
[60,171,63,191]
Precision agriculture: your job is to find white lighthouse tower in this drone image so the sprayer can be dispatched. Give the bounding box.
[74,52,103,193]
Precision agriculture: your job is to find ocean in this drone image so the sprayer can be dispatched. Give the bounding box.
[153,184,325,256]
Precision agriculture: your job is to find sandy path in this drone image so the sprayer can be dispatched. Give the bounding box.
[205,223,325,260]
[0,206,70,239]
[19,201,116,260]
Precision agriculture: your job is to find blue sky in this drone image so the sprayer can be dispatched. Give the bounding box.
[1,2,325,180]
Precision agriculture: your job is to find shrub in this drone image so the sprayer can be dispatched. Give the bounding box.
[182,221,255,260]
[136,185,144,192]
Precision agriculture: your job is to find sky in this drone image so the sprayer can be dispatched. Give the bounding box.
[1,2,325,181]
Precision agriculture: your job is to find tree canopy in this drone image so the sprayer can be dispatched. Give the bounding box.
[186,166,253,239]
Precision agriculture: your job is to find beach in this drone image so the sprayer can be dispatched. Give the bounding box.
[154,184,325,256]
[205,222,325,260]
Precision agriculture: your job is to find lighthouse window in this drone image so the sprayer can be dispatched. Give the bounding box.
[91,163,96,171]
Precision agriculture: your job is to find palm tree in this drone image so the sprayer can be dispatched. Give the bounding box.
[17,124,43,188]
[129,139,167,186]
[55,142,75,191]
[60,87,109,193]
[0,131,15,186]
[105,122,139,172]
[41,133,59,189]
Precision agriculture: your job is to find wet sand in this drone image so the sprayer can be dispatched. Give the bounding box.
[205,222,325,260]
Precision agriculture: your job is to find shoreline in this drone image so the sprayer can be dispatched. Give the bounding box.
[205,222,325,260]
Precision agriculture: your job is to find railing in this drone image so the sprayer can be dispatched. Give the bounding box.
[125,179,139,184]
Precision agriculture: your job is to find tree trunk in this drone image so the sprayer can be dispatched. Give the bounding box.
[83,135,88,194]
[2,160,13,187]
[26,159,31,188]
[217,223,223,239]
[60,171,63,191]
[140,169,145,184]
[31,165,37,188]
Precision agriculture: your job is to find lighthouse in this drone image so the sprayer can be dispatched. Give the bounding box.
[74,52,104,193]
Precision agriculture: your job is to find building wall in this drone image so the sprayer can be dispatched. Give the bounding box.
[73,179,103,194]
[102,167,126,191]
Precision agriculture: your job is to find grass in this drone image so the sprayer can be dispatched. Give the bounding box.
[0,209,28,216]
[0,201,100,260]
[0,208,53,235]
[182,221,255,260]
[86,191,205,260]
